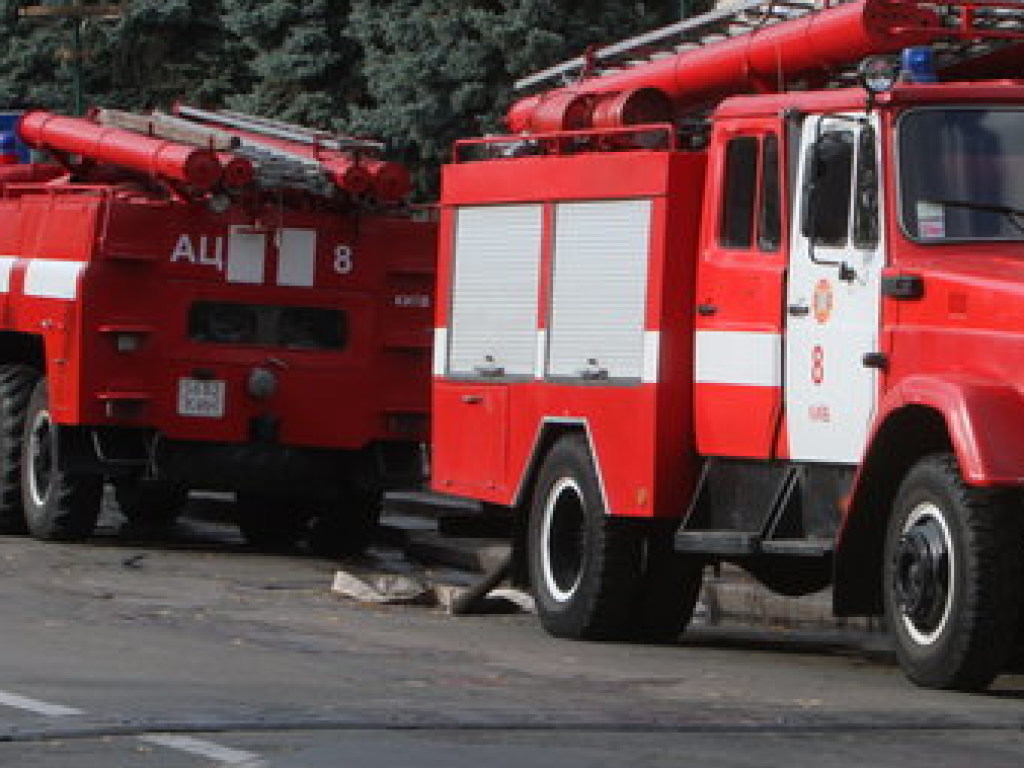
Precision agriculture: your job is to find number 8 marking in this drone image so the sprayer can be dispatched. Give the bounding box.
[334,245,354,275]
[811,345,825,385]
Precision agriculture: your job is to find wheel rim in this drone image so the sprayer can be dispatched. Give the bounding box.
[539,477,586,602]
[893,501,954,646]
[27,406,53,508]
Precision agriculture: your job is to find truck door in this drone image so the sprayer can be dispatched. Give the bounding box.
[785,115,883,464]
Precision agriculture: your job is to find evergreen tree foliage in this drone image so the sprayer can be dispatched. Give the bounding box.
[0,1,76,110]
[0,0,248,112]
[103,0,251,109]
[221,0,360,129]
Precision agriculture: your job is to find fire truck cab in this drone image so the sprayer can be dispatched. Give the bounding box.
[431,0,1024,690]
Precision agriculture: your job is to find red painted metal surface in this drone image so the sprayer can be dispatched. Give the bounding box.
[506,0,1008,133]
[363,159,412,203]
[693,113,788,460]
[0,180,435,446]
[438,69,1024,529]
[19,111,223,190]
[432,150,704,517]
[0,163,65,187]
[0,100,434,463]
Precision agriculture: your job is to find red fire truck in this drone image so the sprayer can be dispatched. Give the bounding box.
[0,105,434,555]
[431,0,1024,689]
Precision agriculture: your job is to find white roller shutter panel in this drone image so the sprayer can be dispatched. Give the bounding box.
[548,199,652,380]
[448,205,543,377]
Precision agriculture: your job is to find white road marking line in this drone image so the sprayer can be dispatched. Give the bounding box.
[0,687,267,766]
[139,734,266,766]
[0,690,84,717]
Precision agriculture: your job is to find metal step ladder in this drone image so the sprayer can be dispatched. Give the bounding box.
[515,0,1024,93]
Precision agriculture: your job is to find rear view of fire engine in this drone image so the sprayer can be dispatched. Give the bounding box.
[0,105,433,556]
[432,0,1024,689]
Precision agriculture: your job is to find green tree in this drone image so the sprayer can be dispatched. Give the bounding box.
[221,0,361,129]
[0,1,78,111]
[0,0,248,113]
[103,0,250,109]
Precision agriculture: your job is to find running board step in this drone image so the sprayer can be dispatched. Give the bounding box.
[675,531,760,555]
[759,538,833,557]
[674,531,833,557]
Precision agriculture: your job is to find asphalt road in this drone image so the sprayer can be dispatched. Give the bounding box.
[0,511,1022,767]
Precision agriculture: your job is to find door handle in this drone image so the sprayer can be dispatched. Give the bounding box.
[473,364,505,377]
[461,395,483,405]
[788,302,810,317]
[696,303,718,317]
[578,358,609,380]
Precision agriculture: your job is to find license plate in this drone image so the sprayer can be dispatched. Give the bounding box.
[177,378,225,418]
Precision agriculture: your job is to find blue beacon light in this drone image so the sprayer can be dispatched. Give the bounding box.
[901,47,938,84]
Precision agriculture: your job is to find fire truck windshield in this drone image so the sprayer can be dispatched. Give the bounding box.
[899,108,1024,242]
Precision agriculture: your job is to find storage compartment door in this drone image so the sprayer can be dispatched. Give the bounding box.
[448,204,543,378]
[432,384,509,497]
[548,199,652,381]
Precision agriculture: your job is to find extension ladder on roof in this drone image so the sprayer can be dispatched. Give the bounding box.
[515,0,1024,93]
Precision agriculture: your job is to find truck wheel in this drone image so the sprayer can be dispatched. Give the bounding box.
[527,434,642,640]
[114,480,188,530]
[635,525,704,642]
[236,493,308,553]
[307,487,382,558]
[884,453,1024,690]
[0,364,39,534]
[20,379,102,541]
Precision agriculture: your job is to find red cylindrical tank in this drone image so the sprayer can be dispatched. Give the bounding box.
[508,92,597,134]
[506,0,943,132]
[589,88,674,130]
[218,154,256,188]
[18,111,223,190]
[321,158,373,197]
[363,159,412,203]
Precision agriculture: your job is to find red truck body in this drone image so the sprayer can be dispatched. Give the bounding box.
[431,0,1024,691]
[0,107,433,555]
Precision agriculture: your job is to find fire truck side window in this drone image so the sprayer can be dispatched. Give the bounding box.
[802,130,854,247]
[190,302,347,350]
[852,125,879,249]
[757,134,781,251]
[719,136,760,248]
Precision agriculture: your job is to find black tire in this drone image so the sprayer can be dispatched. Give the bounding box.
[883,453,1024,691]
[307,487,382,559]
[21,379,102,541]
[527,434,643,640]
[115,480,188,529]
[0,364,39,534]
[635,523,704,642]
[236,493,309,553]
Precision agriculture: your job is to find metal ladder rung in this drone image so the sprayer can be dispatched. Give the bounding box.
[515,0,823,91]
